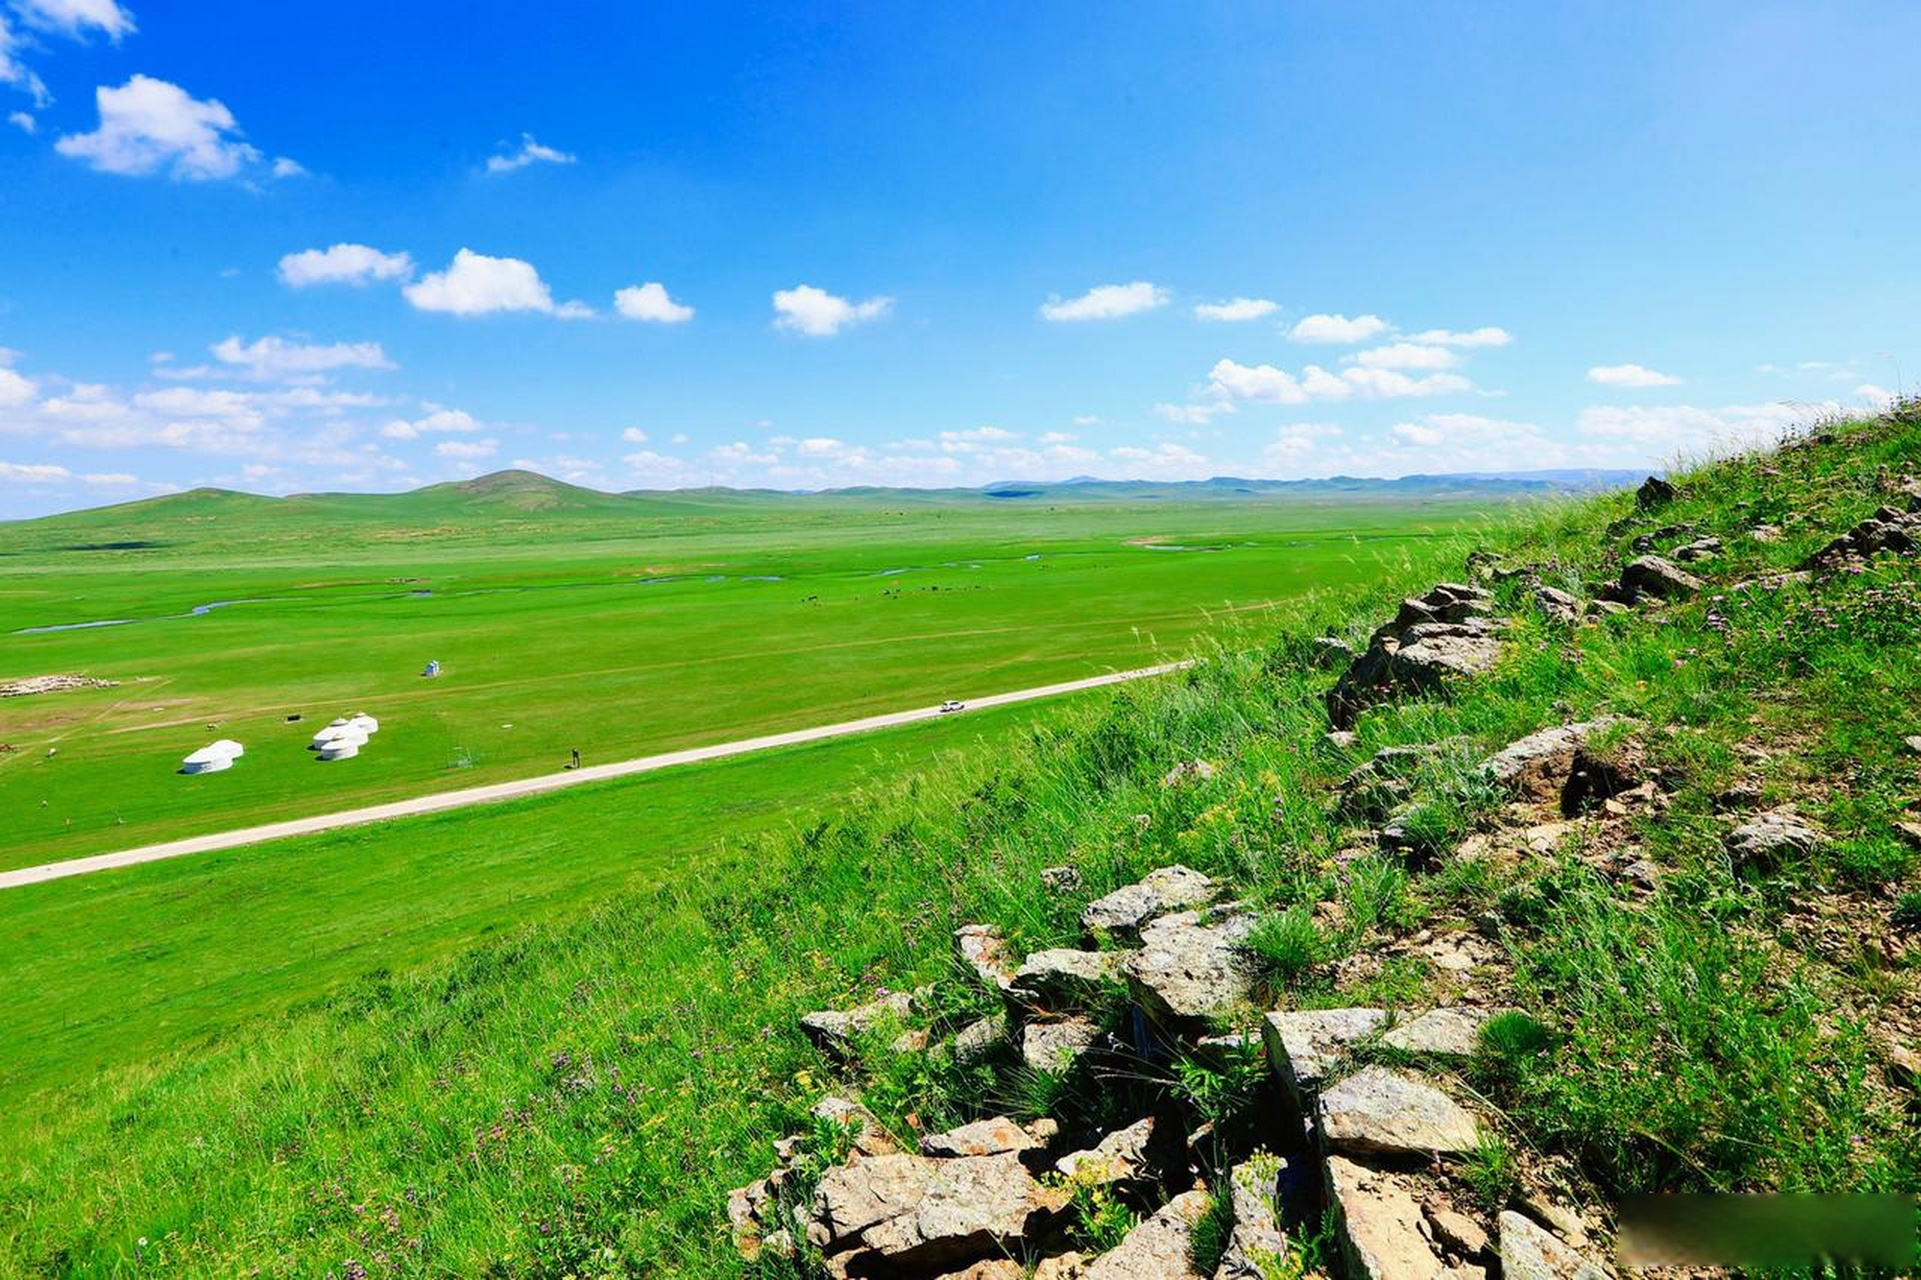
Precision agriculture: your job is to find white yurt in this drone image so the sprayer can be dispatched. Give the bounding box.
[310,718,353,750]
[348,713,379,736]
[317,736,361,761]
[181,741,242,774]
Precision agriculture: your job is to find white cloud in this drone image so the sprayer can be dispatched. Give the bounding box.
[1261,423,1345,472]
[1855,383,1895,405]
[14,0,134,40]
[1192,297,1278,322]
[1287,313,1390,344]
[710,441,777,465]
[0,459,71,481]
[404,249,573,316]
[8,110,34,132]
[271,156,305,178]
[1039,431,1078,445]
[795,436,847,456]
[1039,281,1167,322]
[0,367,36,407]
[382,407,479,440]
[1587,363,1682,387]
[1107,442,1212,479]
[772,284,893,337]
[1205,358,1470,405]
[211,335,394,379]
[56,76,262,180]
[278,243,415,288]
[1408,327,1512,348]
[0,15,47,106]
[485,133,576,174]
[620,427,649,443]
[1155,401,1238,424]
[670,432,690,445]
[613,281,694,324]
[434,438,497,460]
[1577,402,1816,456]
[82,470,136,485]
[941,426,1017,445]
[1071,414,1100,426]
[1347,342,1460,371]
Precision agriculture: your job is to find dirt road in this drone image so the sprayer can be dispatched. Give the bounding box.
[0,662,1190,891]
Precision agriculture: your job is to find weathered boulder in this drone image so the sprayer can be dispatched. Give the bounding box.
[1214,1153,1289,1278]
[955,924,1018,990]
[1533,586,1581,625]
[919,1116,1044,1159]
[1381,1007,1489,1058]
[1033,1252,1089,1279]
[1312,636,1356,669]
[814,1096,902,1157]
[1082,865,1217,939]
[1054,1116,1157,1184]
[1326,1155,1446,1279]
[1425,1203,1491,1259]
[728,1098,898,1261]
[1483,717,1636,809]
[1263,1008,1386,1102]
[1618,555,1703,602]
[1336,744,1443,821]
[951,1015,1009,1067]
[1008,948,1123,1011]
[1327,587,1504,729]
[1673,535,1723,563]
[1498,1210,1609,1279]
[1125,908,1258,1022]
[1318,1067,1479,1157]
[1021,1017,1102,1072]
[1041,865,1085,895]
[1635,475,1676,508]
[1082,1188,1210,1280]
[1727,809,1827,869]
[801,990,918,1059]
[810,1150,1071,1273]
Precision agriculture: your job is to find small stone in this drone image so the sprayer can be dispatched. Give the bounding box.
[1619,555,1704,602]
[1636,475,1676,508]
[1726,808,1826,869]
[920,1116,1040,1158]
[955,923,1018,989]
[1585,599,1630,618]
[1425,1204,1490,1258]
[951,1015,1009,1066]
[800,990,916,1059]
[1519,1195,1589,1246]
[1326,730,1359,749]
[1041,865,1084,895]
[1081,865,1217,938]
[1498,1210,1608,1280]
[1903,734,1921,757]
[1326,1155,1446,1279]
[1313,636,1357,669]
[812,1096,900,1157]
[1382,1008,1489,1058]
[1318,1066,1480,1156]
[1749,523,1783,543]
[1054,1116,1156,1184]
[938,1261,1024,1280]
[1021,1017,1101,1072]
[1033,1252,1088,1279]
[1082,1188,1209,1279]
[1533,586,1581,625]
[1263,1008,1387,1102]
[811,1151,1071,1270]
[1009,948,1123,1011]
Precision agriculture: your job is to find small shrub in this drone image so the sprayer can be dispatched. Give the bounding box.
[1066,1180,1138,1253]
[1892,889,1921,931]
[1462,1131,1518,1212]
[1247,906,1325,985]
[1189,1190,1233,1274]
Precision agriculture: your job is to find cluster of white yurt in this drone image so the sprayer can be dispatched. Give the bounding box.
[181,738,245,774]
[310,713,380,761]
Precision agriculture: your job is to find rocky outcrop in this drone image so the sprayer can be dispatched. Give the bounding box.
[1009,948,1122,1010]
[1081,1189,1209,1280]
[1614,555,1703,603]
[810,1150,1070,1274]
[727,1098,898,1261]
[1381,1007,1489,1058]
[1326,584,1503,728]
[1336,744,1445,821]
[1727,809,1827,869]
[1081,865,1217,939]
[1803,499,1921,570]
[1263,1007,1387,1100]
[1325,1155,1447,1279]
[918,1116,1046,1159]
[1635,475,1675,508]
[801,990,921,1059]
[1214,1154,1288,1278]
[1021,1017,1102,1072]
[1053,1116,1156,1184]
[1499,1209,1610,1279]
[1483,717,1641,813]
[1533,586,1581,625]
[955,924,1018,990]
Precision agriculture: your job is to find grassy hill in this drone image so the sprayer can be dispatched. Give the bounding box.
[4,410,1919,1274]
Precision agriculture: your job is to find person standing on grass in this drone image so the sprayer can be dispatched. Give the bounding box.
[571,747,581,770]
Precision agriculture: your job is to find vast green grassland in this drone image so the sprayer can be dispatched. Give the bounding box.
[0,476,1487,868]
[6,416,1917,1276]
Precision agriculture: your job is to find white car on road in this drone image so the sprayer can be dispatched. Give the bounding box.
[938,700,965,713]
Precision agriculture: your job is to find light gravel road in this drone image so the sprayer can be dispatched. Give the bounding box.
[1,661,1191,891]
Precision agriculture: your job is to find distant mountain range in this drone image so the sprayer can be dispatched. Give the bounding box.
[5,466,1651,530]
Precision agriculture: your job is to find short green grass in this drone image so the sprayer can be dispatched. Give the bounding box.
[0,481,1487,868]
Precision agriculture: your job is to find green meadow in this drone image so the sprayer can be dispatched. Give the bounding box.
[0,473,1488,869]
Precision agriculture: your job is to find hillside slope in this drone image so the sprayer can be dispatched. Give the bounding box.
[4,407,1919,1275]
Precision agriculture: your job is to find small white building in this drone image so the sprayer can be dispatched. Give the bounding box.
[317,737,361,761]
[181,739,244,774]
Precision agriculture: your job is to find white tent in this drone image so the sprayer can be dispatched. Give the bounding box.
[348,713,379,735]
[317,738,361,761]
[181,743,237,774]
[310,718,353,750]
[209,738,245,759]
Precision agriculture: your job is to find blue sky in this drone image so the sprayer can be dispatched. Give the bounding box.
[0,1,1915,517]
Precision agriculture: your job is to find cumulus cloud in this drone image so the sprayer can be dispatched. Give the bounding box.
[15,0,134,39]
[1287,313,1390,344]
[1408,327,1512,348]
[620,427,649,443]
[382,407,479,440]
[1039,282,1167,322]
[1155,401,1237,424]
[613,281,694,323]
[1576,402,1811,456]
[271,156,306,178]
[1206,358,1470,404]
[278,243,415,288]
[1193,297,1279,322]
[404,249,583,317]
[1261,423,1344,470]
[57,76,262,180]
[8,109,35,132]
[485,133,576,174]
[1587,363,1682,387]
[0,15,47,106]
[773,284,893,337]
[434,438,497,459]
[211,335,394,379]
[0,366,36,407]
[1347,342,1460,371]
[0,459,70,481]
[1107,442,1212,479]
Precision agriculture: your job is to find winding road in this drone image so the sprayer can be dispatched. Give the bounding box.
[0,661,1191,891]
